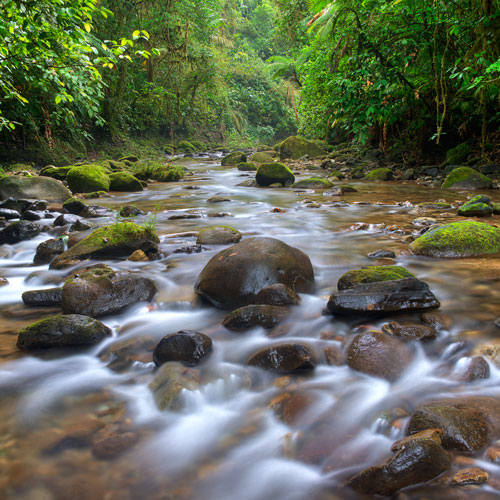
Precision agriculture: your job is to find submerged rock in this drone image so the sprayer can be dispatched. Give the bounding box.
[368,249,396,259]
[50,222,159,269]
[441,167,492,190]
[256,163,295,187]
[345,331,414,381]
[410,221,500,258]
[247,343,316,373]
[62,267,157,317]
[337,266,415,291]
[347,439,451,496]
[196,225,241,245]
[0,176,71,201]
[17,314,111,349]
[195,237,314,309]
[382,321,437,341]
[153,330,212,366]
[222,304,290,330]
[328,278,440,315]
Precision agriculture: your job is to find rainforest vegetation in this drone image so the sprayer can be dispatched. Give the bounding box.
[0,0,499,164]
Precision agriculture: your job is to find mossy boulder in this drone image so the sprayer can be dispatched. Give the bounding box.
[17,314,111,349]
[39,166,73,180]
[134,162,184,182]
[50,222,159,269]
[250,152,275,164]
[365,168,393,181]
[109,172,143,192]
[279,136,324,160]
[293,177,333,189]
[118,155,139,163]
[458,196,493,217]
[67,165,111,193]
[441,167,492,190]
[221,151,247,166]
[177,140,197,153]
[196,226,242,245]
[338,266,415,291]
[410,221,500,258]
[256,162,295,187]
[105,160,127,172]
[63,197,88,215]
[441,143,473,167]
[237,162,258,171]
[0,176,71,201]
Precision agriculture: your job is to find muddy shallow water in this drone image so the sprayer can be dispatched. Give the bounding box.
[1,157,500,499]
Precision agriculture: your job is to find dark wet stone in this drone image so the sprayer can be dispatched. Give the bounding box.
[63,198,87,215]
[382,321,437,341]
[73,219,93,231]
[254,283,300,306]
[347,439,451,497]
[368,249,396,259]
[30,200,49,211]
[460,356,490,382]
[421,311,452,332]
[79,205,106,218]
[92,426,138,459]
[169,214,202,220]
[0,198,31,213]
[345,331,414,381]
[62,267,157,318]
[222,304,290,330]
[153,330,212,367]
[0,208,20,219]
[34,238,65,264]
[21,210,42,221]
[195,237,314,309]
[173,244,205,254]
[54,213,79,227]
[119,206,144,217]
[17,314,111,349]
[407,397,500,452]
[247,343,316,373]
[22,287,63,307]
[451,467,489,485]
[0,220,43,244]
[327,278,440,316]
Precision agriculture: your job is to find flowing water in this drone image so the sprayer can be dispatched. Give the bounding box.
[1,156,500,499]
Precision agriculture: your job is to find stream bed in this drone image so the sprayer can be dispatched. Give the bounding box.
[1,156,500,499]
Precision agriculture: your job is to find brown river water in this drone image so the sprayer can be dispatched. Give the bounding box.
[1,155,500,499]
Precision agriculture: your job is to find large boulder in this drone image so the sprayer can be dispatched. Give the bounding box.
[327,278,440,316]
[0,176,71,201]
[61,267,157,317]
[348,439,451,496]
[109,172,143,192]
[66,165,111,193]
[250,152,275,164]
[50,222,159,269]
[39,166,73,180]
[345,331,415,381]
[337,266,415,291]
[195,237,314,309]
[441,167,492,190]
[221,151,247,166]
[410,221,500,258]
[256,163,295,187]
[279,136,324,160]
[17,314,111,349]
[407,397,500,452]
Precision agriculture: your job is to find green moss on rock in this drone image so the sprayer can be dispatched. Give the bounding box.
[67,165,110,193]
[251,152,275,164]
[222,151,247,166]
[441,167,492,190]
[196,225,242,245]
[237,162,258,171]
[410,221,500,257]
[109,172,143,192]
[417,202,452,209]
[364,168,393,181]
[441,143,473,167]
[338,266,415,291]
[177,140,197,153]
[39,166,73,180]
[293,177,333,189]
[118,155,139,163]
[279,136,325,160]
[63,197,88,215]
[133,161,184,182]
[256,163,295,187]
[458,200,492,217]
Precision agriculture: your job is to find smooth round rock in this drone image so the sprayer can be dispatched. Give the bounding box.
[247,343,316,373]
[254,283,300,306]
[153,330,212,367]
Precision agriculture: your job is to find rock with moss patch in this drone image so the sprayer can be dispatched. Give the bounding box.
[410,221,500,257]
[458,196,493,217]
[195,237,314,309]
[17,314,111,349]
[196,226,241,245]
[67,165,110,193]
[365,168,393,181]
[279,136,324,160]
[221,151,247,166]
[441,143,473,167]
[39,166,74,180]
[177,140,197,153]
[338,266,415,290]
[441,167,492,190]
[118,155,139,163]
[109,172,143,192]
[237,162,258,171]
[62,267,157,317]
[293,177,333,189]
[417,202,452,209]
[0,176,71,201]
[105,160,127,172]
[63,197,88,215]
[251,152,275,164]
[256,163,295,187]
[50,222,159,269]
